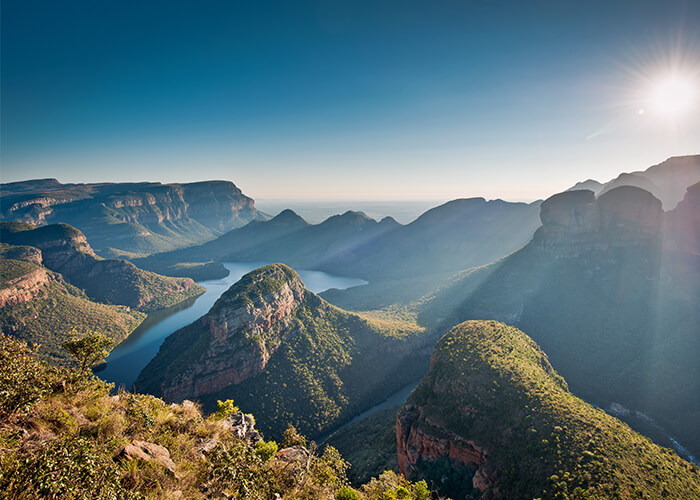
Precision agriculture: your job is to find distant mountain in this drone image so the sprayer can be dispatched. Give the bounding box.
[420,185,700,457]
[0,222,206,364]
[135,264,430,439]
[139,197,542,282]
[397,320,700,498]
[568,155,700,209]
[0,179,265,258]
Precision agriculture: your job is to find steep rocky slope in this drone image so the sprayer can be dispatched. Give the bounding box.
[0,179,264,257]
[397,320,700,499]
[420,185,700,458]
[136,264,430,439]
[0,222,203,311]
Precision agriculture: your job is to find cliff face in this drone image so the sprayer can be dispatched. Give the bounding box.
[534,186,663,255]
[0,266,50,308]
[159,265,308,401]
[0,179,262,257]
[0,222,203,312]
[396,404,487,484]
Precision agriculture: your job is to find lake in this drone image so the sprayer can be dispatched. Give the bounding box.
[97,262,367,389]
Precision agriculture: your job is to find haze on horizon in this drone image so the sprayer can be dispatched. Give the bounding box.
[2,0,700,202]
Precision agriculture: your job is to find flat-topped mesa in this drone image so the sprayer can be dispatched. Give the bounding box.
[533,186,663,254]
[153,264,311,402]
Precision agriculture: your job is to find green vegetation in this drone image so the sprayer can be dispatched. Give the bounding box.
[0,335,430,499]
[135,260,229,281]
[327,405,401,485]
[0,261,145,366]
[62,330,114,375]
[1,221,206,312]
[0,180,262,258]
[0,257,39,288]
[135,264,430,441]
[405,320,700,499]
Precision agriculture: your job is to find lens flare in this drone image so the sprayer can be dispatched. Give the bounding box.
[648,75,698,119]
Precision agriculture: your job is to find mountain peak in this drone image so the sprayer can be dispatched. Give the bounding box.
[270,209,308,225]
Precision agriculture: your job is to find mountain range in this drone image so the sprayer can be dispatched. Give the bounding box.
[135,197,542,284]
[0,179,265,258]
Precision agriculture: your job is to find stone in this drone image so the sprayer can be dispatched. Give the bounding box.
[116,439,176,473]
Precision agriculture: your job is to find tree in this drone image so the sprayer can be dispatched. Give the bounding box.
[281,423,307,448]
[62,330,113,375]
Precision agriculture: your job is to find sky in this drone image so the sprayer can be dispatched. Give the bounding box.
[2,0,700,202]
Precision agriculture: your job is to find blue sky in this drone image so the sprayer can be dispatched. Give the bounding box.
[2,0,699,201]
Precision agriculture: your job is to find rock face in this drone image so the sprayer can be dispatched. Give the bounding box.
[155,264,308,402]
[534,186,663,255]
[0,179,263,257]
[0,267,49,308]
[396,404,487,483]
[0,222,203,311]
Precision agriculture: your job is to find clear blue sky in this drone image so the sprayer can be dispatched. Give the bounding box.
[2,0,699,201]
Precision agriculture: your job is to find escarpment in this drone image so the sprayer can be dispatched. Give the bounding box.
[0,179,263,257]
[156,264,309,402]
[0,222,203,311]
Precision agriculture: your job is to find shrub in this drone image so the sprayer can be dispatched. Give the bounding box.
[0,335,55,415]
[213,399,239,419]
[336,487,361,500]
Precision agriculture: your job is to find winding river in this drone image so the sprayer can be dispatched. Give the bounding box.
[97,262,367,389]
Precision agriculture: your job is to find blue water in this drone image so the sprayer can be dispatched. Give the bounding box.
[98,262,367,389]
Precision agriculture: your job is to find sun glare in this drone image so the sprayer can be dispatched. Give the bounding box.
[648,75,698,119]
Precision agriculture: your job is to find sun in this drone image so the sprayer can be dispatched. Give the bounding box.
[647,75,698,119]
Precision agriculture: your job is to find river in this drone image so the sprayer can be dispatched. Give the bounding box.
[97,262,367,389]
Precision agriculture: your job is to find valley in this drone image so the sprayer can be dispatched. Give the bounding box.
[1,155,699,497]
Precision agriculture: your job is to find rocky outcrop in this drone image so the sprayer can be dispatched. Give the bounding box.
[534,186,663,255]
[116,440,176,473]
[222,412,262,445]
[0,267,50,307]
[158,265,309,402]
[0,222,203,311]
[396,404,488,488]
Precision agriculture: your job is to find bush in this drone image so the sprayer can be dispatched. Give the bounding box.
[0,335,55,415]
[336,487,361,500]
[213,399,239,419]
[254,440,278,461]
